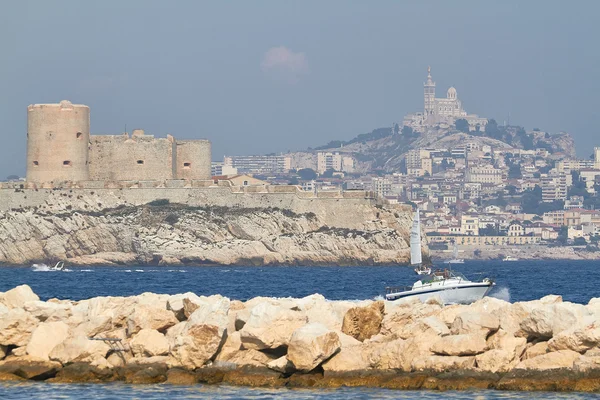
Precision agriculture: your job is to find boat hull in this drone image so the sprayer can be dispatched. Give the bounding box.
[386,282,494,305]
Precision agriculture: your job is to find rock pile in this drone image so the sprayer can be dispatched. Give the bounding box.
[0,285,599,392]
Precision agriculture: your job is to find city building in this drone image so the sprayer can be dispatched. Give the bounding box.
[211,162,238,177]
[465,166,503,184]
[541,173,568,202]
[316,152,354,174]
[223,155,291,174]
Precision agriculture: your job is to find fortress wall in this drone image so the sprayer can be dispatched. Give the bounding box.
[89,134,175,181]
[26,101,90,183]
[175,140,211,180]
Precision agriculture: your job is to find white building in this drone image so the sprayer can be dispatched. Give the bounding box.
[403,67,487,132]
[465,166,503,184]
[223,155,291,174]
[211,162,238,177]
[316,152,354,174]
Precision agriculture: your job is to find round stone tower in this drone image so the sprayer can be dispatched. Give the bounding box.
[26,100,90,184]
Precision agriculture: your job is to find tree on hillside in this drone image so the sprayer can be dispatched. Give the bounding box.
[508,164,522,179]
[455,119,469,133]
[485,119,502,140]
[394,123,400,135]
[297,168,317,180]
[506,185,518,195]
[321,169,335,178]
[401,126,414,137]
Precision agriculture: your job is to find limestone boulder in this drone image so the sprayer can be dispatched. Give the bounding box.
[23,301,72,322]
[0,303,8,316]
[72,315,114,338]
[412,355,475,372]
[0,285,39,309]
[240,302,307,350]
[470,296,511,314]
[519,303,590,340]
[216,349,273,368]
[126,305,179,336]
[267,355,295,373]
[166,292,202,321]
[475,349,514,373]
[287,323,341,372]
[214,331,242,363]
[436,304,469,326]
[49,335,111,364]
[486,329,527,360]
[130,329,169,357]
[169,296,230,369]
[26,321,70,360]
[367,338,407,370]
[0,308,39,347]
[322,339,369,373]
[547,317,600,353]
[523,341,549,360]
[450,311,500,337]
[381,301,441,337]
[431,334,487,356]
[494,302,531,336]
[341,301,384,342]
[515,349,582,370]
[0,345,7,360]
[574,355,600,372]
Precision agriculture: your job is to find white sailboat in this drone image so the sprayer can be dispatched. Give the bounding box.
[444,242,464,264]
[410,210,431,275]
[385,210,495,304]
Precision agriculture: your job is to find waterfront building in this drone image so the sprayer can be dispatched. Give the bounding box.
[223,155,291,174]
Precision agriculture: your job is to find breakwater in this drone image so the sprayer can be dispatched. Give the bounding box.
[0,285,599,392]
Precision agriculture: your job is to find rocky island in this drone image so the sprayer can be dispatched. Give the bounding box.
[0,187,418,267]
[0,284,599,392]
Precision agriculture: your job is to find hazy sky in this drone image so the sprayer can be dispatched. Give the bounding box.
[1,0,599,176]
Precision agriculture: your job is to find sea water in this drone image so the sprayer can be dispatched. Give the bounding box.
[0,260,598,398]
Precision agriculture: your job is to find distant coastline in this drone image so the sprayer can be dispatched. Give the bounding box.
[431,244,600,261]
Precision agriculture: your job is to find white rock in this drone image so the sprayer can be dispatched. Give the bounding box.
[130,329,169,357]
[1,285,39,309]
[430,334,488,356]
[26,321,70,360]
[49,335,111,364]
[126,304,179,335]
[411,355,475,372]
[515,349,581,370]
[23,301,72,322]
[240,302,307,350]
[0,308,39,347]
[547,317,600,353]
[520,303,590,340]
[287,323,341,372]
[450,311,500,336]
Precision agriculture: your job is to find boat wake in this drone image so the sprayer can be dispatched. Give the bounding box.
[491,286,511,302]
[31,265,72,272]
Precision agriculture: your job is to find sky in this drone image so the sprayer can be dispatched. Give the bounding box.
[1,0,599,177]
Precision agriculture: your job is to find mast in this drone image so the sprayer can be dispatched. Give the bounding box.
[410,210,422,265]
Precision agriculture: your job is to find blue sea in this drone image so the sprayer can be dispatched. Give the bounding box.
[0,260,598,399]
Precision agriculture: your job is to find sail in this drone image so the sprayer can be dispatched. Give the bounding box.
[453,242,458,259]
[410,210,422,265]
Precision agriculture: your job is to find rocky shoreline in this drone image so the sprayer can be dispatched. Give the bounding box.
[0,285,599,392]
[432,244,600,261]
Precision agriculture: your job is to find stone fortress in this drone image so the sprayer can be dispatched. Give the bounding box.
[403,67,488,132]
[25,100,211,187]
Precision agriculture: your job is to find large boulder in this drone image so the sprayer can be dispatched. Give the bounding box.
[26,321,70,360]
[169,296,230,369]
[412,355,475,372]
[287,323,341,372]
[486,329,527,361]
[49,335,111,364]
[519,303,590,340]
[475,349,514,373]
[23,301,72,322]
[130,329,169,357]
[0,308,39,347]
[431,334,487,356]
[341,301,384,342]
[547,317,600,353]
[166,292,202,321]
[239,302,307,350]
[0,285,39,309]
[523,341,549,360]
[450,311,500,337]
[126,305,179,335]
[514,349,582,370]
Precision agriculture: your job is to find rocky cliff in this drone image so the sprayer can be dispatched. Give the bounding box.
[0,193,418,266]
[0,285,599,391]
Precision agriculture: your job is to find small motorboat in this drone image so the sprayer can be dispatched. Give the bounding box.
[503,256,518,262]
[31,261,66,271]
[385,269,495,304]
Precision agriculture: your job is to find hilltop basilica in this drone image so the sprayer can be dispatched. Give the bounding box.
[403,67,487,132]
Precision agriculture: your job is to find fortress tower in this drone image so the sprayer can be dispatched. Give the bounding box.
[26,100,90,184]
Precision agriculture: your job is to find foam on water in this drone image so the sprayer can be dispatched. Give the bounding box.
[491,286,511,302]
